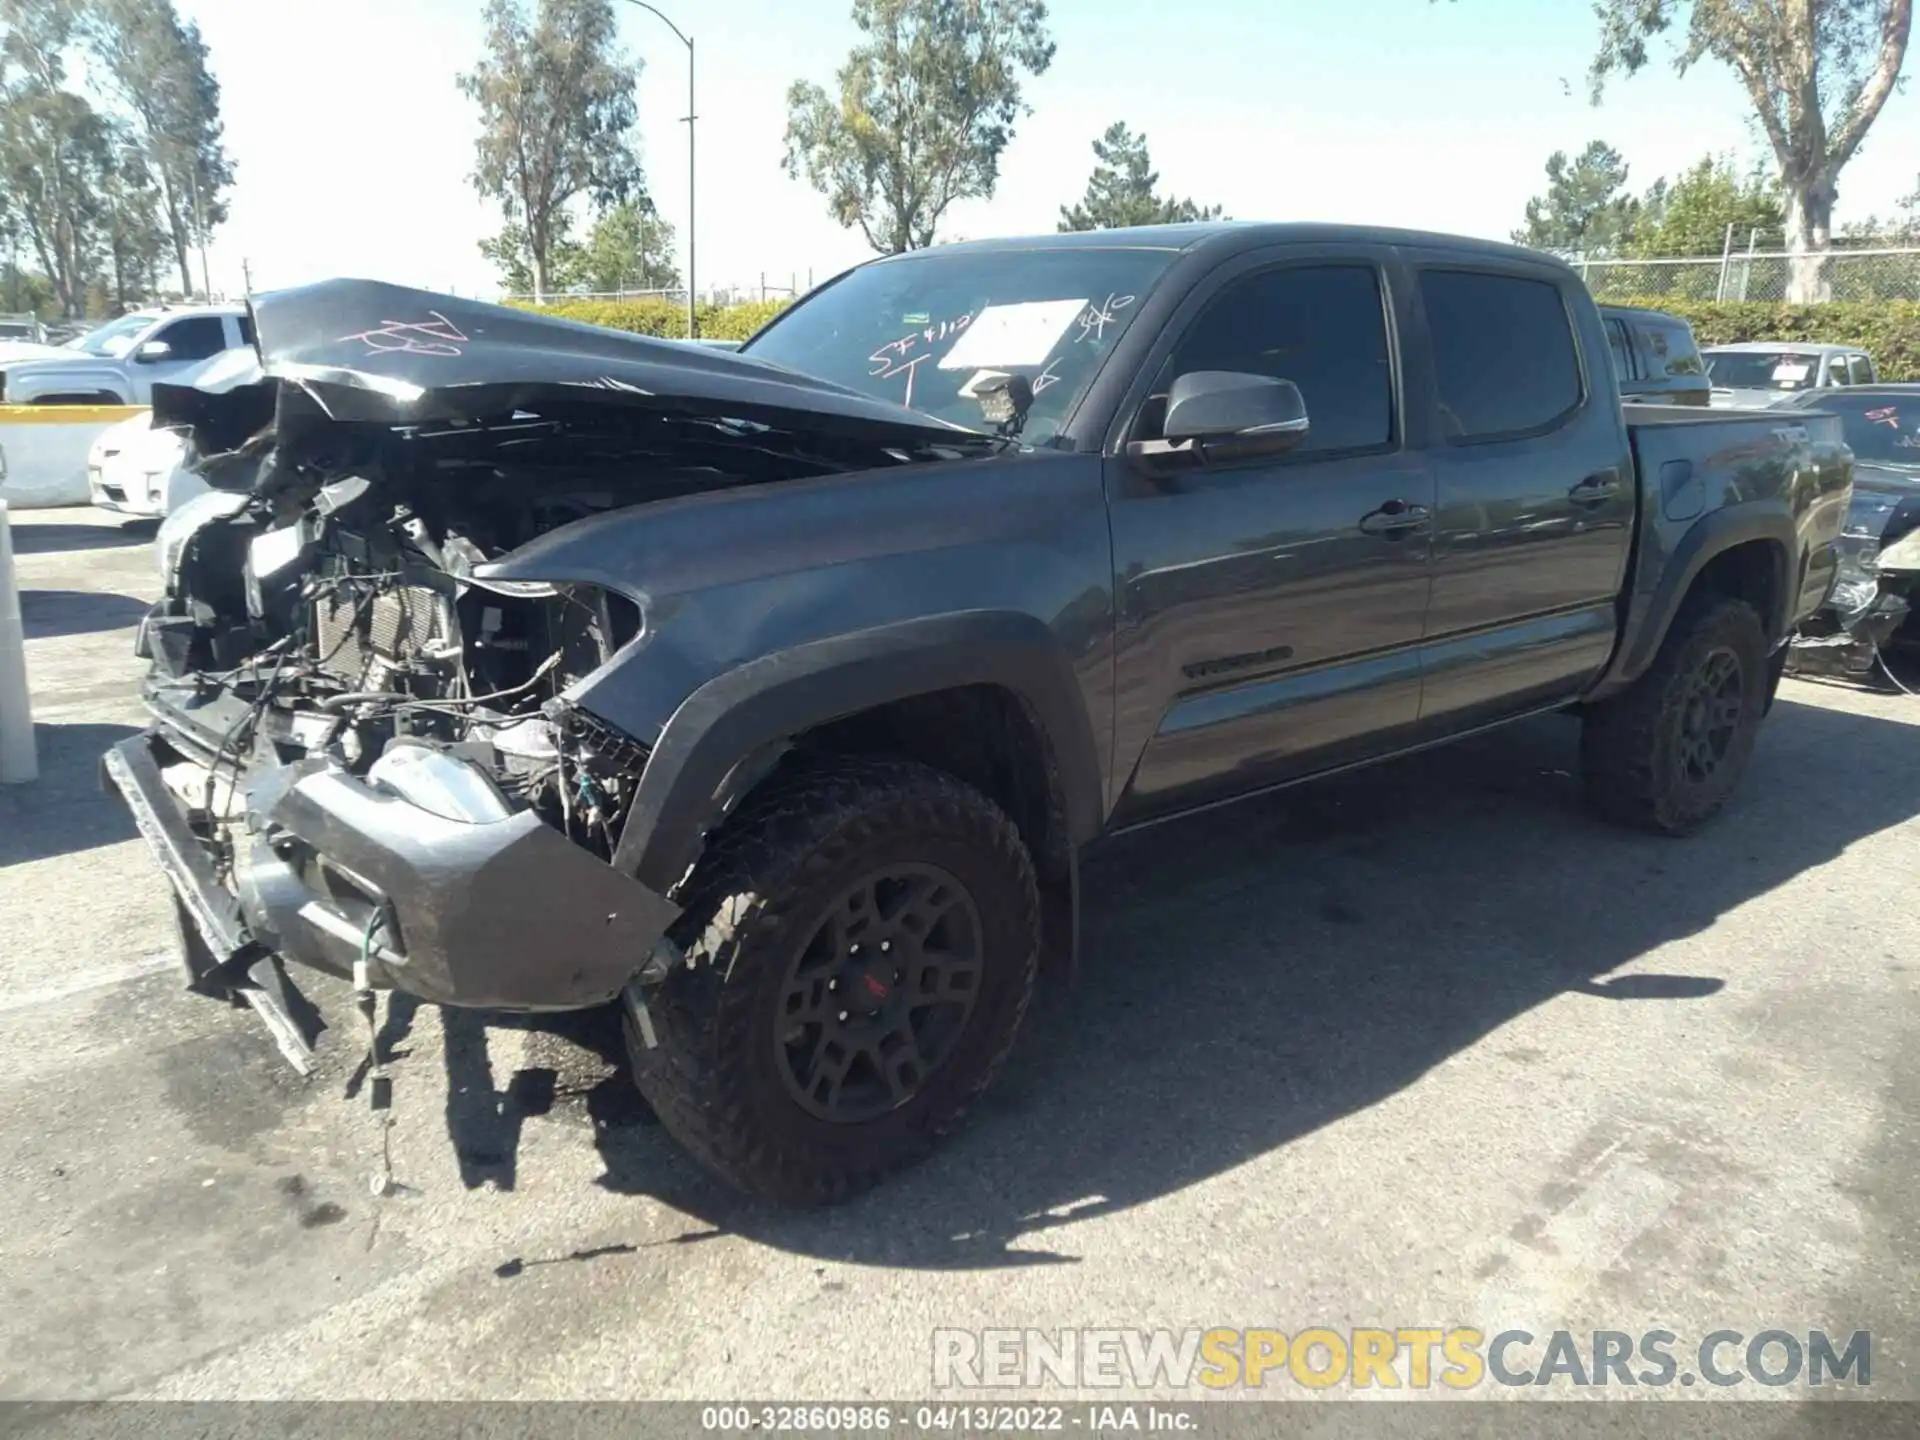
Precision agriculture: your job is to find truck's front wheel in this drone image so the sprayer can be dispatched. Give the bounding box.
[626,755,1040,1205]
[1580,595,1769,835]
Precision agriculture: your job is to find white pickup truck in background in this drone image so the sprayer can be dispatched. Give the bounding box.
[84,349,266,519]
[0,305,252,405]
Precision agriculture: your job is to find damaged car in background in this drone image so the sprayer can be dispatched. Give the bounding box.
[108,230,1849,1206]
[1774,386,1920,684]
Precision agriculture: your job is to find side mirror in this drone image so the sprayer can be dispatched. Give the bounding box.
[133,339,173,363]
[1164,371,1308,445]
[1128,371,1310,473]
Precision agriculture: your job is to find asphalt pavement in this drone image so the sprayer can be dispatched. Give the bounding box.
[2,507,1918,1408]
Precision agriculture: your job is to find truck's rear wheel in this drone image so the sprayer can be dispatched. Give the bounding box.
[625,755,1039,1205]
[1580,595,1769,835]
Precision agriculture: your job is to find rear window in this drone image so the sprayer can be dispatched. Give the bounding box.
[1422,270,1582,440]
[1605,318,1634,380]
[1652,324,1705,377]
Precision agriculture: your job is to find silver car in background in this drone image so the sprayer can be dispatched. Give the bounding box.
[1704,341,1877,409]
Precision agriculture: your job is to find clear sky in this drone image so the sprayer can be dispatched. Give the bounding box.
[176,0,1918,299]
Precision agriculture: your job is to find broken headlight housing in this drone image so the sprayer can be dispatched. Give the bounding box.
[155,489,250,590]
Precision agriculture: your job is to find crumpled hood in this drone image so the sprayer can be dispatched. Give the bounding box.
[161,278,982,449]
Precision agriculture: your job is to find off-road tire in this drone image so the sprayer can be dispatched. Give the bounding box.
[1580,594,1769,835]
[625,755,1040,1206]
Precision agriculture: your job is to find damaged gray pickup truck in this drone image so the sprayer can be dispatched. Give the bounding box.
[106,224,1853,1205]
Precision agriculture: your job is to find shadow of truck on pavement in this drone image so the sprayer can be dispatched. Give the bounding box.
[213,693,1920,1268]
[557,695,1920,1266]
[18,589,151,640]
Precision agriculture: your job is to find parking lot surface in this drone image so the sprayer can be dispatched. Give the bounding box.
[3,508,1918,1402]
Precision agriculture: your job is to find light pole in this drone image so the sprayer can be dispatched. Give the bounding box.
[618,0,696,338]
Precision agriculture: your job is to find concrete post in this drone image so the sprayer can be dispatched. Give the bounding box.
[0,498,38,784]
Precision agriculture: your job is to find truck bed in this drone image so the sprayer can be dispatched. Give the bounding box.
[1596,404,1852,698]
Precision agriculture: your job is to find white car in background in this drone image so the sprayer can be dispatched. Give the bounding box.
[86,348,262,520]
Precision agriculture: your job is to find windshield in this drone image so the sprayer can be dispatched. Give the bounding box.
[742,247,1183,443]
[1706,351,1823,391]
[66,312,155,358]
[1807,394,1920,466]
[0,322,38,340]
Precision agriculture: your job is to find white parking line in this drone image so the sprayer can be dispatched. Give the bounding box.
[0,951,177,1013]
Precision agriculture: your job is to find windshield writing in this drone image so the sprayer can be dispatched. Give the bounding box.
[1822,397,1920,465]
[743,248,1179,443]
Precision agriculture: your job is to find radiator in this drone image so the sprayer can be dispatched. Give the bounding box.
[313,584,452,682]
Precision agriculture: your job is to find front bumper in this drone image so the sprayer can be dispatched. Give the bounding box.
[88,463,167,518]
[102,727,682,1018]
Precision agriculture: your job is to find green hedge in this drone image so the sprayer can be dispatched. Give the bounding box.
[1604,297,1920,381]
[512,296,790,342]
[517,293,1920,383]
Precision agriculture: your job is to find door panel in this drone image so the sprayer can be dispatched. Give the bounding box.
[1412,264,1635,733]
[1110,462,1430,821]
[1105,256,1434,826]
[1416,603,1619,722]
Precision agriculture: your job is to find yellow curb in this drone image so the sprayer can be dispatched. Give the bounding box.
[0,405,149,425]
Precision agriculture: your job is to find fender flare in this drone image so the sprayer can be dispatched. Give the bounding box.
[1602,505,1797,693]
[607,611,1105,898]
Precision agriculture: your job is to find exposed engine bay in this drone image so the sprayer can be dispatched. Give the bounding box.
[115,279,995,1043]
[152,423,684,870]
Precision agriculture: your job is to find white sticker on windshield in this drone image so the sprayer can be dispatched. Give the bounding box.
[938,300,1086,371]
[1772,361,1812,382]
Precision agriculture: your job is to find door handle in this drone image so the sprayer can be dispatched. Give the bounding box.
[1358,500,1431,537]
[1569,471,1622,505]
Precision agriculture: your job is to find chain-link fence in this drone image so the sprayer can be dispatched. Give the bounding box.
[502,273,817,307]
[1572,247,1920,304]
[501,251,1920,308]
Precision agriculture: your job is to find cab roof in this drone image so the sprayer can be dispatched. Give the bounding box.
[867,221,1563,269]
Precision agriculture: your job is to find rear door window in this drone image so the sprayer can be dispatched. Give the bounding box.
[1421,270,1583,441]
[1849,355,1876,384]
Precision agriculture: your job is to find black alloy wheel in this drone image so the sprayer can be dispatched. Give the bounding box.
[1674,646,1745,784]
[625,755,1040,1205]
[776,864,984,1124]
